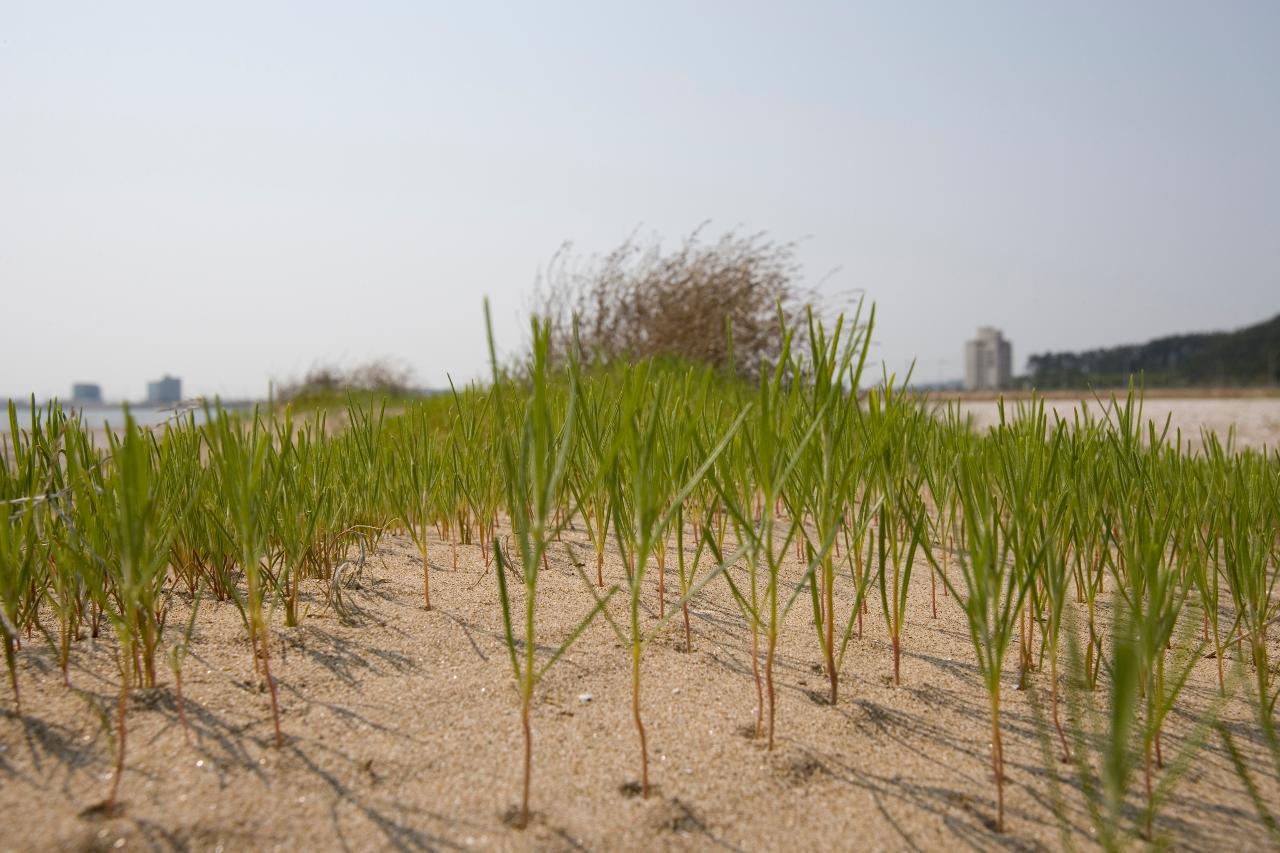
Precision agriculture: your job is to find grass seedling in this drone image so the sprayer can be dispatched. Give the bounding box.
[1219,450,1280,772]
[486,305,616,827]
[205,404,285,747]
[787,304,873,704]
[1045,596,1230,850]
[568,378,620,587]
[592,358,748,790]
[391,405,439,609]
[862,375,929,685]
[708,317,830,745]
[273,414,330,625]
[0,484,40,711]
[991,399,1070,754]
[61,411,175,811]
[933,446,1034,833]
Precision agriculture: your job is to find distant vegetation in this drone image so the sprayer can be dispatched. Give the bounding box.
[274,359,421,407]
[1028,313,1280,388]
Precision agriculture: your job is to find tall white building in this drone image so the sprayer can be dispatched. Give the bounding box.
[964,328,1012,391]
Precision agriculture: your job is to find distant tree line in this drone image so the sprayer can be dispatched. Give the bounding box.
[1027,313,1280,388]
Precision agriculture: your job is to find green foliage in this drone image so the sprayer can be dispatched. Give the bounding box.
[2,304,1279,842]
[1028,312,1280,387]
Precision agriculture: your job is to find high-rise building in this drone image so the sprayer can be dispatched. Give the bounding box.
[146,375,182,405]
[964,328,1012,391]
[71,383,102,404]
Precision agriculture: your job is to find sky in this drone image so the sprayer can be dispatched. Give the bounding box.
[2,1,1277,400]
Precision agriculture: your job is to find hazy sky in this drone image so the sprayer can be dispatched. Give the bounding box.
[2,2,1277,400]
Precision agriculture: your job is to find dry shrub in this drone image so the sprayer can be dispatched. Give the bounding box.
[535,226,817,377]
[276,359,415,402]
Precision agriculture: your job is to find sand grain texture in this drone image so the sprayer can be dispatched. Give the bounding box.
[2,526,1277,852]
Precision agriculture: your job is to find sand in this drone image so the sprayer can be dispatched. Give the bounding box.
[3,520,1278,852]
[936,394,1280,451]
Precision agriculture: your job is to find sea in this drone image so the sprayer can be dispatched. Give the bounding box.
[1,401,256,433]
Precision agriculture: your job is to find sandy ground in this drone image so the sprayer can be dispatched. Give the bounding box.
[937,396,1280,451]
[2,524,1277,852]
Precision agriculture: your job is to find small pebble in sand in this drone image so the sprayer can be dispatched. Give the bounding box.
[578,692,593,703]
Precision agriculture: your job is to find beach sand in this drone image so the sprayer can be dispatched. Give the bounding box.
[936,394,1280,451]
[2,521,1276,851]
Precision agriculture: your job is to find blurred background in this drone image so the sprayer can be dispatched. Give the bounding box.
[2,2,1277,404]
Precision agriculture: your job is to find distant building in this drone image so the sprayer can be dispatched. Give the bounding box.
[964,328,1012,391]
[71,383,102,404]
[146,375,182,405]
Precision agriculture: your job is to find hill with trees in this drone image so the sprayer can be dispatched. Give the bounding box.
[1027,312,1280,388]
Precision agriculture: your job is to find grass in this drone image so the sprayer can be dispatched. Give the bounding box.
[486,307,610,826]
[1,305,1278,840]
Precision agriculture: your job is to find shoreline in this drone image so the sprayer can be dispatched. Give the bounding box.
[925,385,1280,401]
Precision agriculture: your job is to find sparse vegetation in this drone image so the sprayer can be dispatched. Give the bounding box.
[2,303,1278,843]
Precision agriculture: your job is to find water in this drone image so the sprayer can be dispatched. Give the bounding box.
[2,401,255,433]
